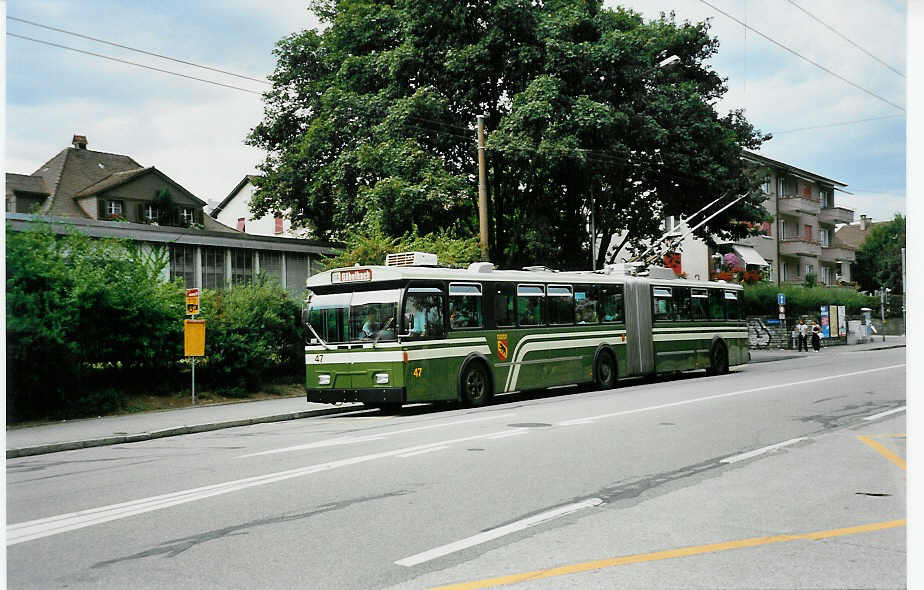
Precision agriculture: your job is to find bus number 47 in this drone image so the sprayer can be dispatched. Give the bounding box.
[412,367,423,378]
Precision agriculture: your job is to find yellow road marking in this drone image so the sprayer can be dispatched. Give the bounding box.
[874,434,906,439]
[431,519,906,590]
[857,435,907,470]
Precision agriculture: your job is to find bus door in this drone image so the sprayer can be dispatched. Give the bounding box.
[623,277,654,377]
[401,285,453,402]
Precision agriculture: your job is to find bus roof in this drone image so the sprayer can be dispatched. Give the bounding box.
[307,264,744,291]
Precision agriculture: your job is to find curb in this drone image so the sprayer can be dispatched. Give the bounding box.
[6,404,363,459]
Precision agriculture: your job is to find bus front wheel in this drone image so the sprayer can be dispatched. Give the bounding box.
[707,343,729,375]
[460,362,491,407]
[594,350,617,390]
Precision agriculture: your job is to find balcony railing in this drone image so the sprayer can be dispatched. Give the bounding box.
[818,206,854,225]
[820,245,856,263]
[778,195,820,216]
[780,238,822,258]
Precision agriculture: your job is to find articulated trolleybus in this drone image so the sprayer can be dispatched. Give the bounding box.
[304,252,747,409]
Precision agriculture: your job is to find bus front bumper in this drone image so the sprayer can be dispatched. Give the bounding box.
[306,387,405,405]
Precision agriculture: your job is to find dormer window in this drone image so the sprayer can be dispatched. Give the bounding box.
[181,207,195,225]
[106,200,123,217]
[144,203,159,222]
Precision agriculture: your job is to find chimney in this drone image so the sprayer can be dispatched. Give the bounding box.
[859,214,870,230]
[72,134,88,149]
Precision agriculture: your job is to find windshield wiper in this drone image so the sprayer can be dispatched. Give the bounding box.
[371,317,395,347]
[306,321,332,350]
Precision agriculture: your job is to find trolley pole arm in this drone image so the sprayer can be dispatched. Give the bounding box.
[641,193,748,266]
[629,192,729,263]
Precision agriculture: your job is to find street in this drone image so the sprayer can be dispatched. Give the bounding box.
[6,346,906,589]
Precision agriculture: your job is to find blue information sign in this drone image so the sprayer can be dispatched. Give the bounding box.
[777,293,786,306]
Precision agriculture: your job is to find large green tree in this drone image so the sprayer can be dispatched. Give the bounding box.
[854,214,905,293]
[247,0,770,269]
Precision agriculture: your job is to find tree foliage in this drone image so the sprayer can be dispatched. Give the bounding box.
[322,224,482,268]
[854,214,905,293]
[248,0,770,270]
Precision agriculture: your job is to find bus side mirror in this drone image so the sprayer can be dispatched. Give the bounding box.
[302,308,311,324]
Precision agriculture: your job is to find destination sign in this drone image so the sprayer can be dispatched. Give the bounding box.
[333,269,372,283]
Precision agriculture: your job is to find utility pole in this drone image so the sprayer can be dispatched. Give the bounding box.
[477,115,489,261]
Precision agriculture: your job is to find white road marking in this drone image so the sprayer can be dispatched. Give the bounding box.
[394,498,603,567]
[557,418,597,426]
[863,406,906,421]
[553,364,905,427]
[720,437,807,464]
[486,430,529,440]
[237,413,513,458]
[397,446,449,458]
[7,429,524,546]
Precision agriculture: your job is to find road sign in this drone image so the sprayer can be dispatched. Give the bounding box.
[184,319,205,356]
[186,288,200,316]
[778,305,785,314]
[779,313,786,320]
[777,293,786,306]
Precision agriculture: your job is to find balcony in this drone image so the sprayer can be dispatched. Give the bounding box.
[778,195,820,216]
[818,206,854,225]
[780,238,822,258]
[819,245,856,263]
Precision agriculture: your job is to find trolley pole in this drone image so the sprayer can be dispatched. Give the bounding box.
[477,114,489,261]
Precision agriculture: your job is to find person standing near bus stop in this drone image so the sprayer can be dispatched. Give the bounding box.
[797,319,809,352]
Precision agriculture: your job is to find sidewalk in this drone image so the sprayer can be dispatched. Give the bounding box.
[6,336,906,459]
[6,396,363,459]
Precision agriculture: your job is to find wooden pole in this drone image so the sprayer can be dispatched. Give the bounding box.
[477,115,489,261]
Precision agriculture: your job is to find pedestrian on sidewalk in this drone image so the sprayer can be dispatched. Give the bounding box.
[797,319,809,352]
[811,321,821,352]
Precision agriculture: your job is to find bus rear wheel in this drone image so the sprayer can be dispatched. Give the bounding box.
[594,350,617,390]
[461,362,491,407]
[707,343,729,375]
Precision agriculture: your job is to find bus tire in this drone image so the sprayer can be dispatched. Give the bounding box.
[594,349,617,390]
[707,341,729,375]
[460,361,492,407]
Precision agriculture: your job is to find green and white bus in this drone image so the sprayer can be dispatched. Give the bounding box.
[304,252,747,409]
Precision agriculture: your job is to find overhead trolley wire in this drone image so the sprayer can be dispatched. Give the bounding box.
[773,114,904,135]
[7,15,271,85]
[782,0,904,78]
[7,33,264,95]
[696,0,905,112]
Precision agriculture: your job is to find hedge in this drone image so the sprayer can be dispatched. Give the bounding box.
[741,283,884,317]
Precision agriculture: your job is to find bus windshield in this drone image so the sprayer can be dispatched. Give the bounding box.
[307,289,400,343]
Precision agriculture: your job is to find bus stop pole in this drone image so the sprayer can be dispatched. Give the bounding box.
[192,358,196,406]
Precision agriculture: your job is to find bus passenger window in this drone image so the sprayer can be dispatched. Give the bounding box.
[673,287,692,321]
[600,285,624,323]
[691,289,709,320]
[449,283,483,329]
[652,287,673,321]
[575,285,598,323]
[547,285,574,325]
[404,288,445,339]
[495,283,515,327]
[708,289,725,320]
[516,285,545,326]
[725,290,741,320]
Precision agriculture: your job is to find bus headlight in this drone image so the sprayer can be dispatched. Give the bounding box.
[318,374,331,385]
[374,372,390,384]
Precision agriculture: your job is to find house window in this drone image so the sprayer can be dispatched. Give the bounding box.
[144,203,158,222]
[181,208,195,225]
[762,176,771,194]
[202,247,226,290]
[806,263,815,276]
[236,217,246,231]
[106,200,123,217]
[274,216,284,234]
[821,266,832,284]
[259,251,283,285]
[285,253,310,298]
[820,228,830,248]
[169,244,196,287]
[231,249,254,285]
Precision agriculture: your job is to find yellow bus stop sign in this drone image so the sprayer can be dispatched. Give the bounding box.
[184,319,205,357]
[186,288,200,315]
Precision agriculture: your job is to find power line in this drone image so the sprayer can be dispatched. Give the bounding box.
[8,33,264,95]
[7,15,271,85]
[696,0,905,112]
[772,114,904,135]
[782,1,904,78]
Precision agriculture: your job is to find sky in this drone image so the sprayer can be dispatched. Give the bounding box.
[3,0,909,221]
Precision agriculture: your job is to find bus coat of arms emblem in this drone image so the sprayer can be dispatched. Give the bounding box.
[496,334,508,361]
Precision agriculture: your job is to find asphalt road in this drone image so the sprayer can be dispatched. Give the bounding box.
[6,347,906,589]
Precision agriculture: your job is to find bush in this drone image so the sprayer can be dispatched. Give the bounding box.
[6,223,186,421]
[198,277,304,391]
[741,283,877,317]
